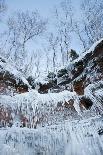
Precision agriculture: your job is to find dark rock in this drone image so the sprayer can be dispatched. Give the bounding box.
[57,68,68,78]
[27,76,35,89]
[80,96,93,110]
[98,129,103,135]
[38,82,54,94]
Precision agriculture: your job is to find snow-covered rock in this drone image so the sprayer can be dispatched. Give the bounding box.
[0,55,31,95]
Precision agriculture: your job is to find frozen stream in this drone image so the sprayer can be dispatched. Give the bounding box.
[0,115,103,155]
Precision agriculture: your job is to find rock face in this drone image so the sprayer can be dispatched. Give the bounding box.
[79,96,93,110]
[36,39,103,95]
[56,39,103,95]
[75,40,103,90]
[0,56,29,95]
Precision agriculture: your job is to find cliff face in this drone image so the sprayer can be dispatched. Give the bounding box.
[72,39,103,95]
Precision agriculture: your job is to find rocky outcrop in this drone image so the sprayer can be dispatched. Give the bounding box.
[79,96,93,110]
[0,56,30,95]
[36,39,103,95]
[57,39,103,95]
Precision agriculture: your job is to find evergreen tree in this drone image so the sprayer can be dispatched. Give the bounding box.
[69,49,79,61]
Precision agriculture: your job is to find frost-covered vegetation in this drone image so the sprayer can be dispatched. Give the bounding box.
[0,115,103,155]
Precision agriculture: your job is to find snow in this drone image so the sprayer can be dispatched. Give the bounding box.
[0,55,31,88]
[72,38,103,64]
[84,80,103,112]
[0,90,80,115]
[0,80,103,128]
[61,38,103,81]
[35,76,49,85]
[0,115,103,155]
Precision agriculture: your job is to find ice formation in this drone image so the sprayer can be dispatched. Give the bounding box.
[0,39,103,155]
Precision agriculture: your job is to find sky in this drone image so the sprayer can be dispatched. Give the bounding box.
[4,0,82,52]
[7,0,63,17]
[6,0,81,20]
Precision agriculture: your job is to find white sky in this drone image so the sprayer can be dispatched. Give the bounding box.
[1,0,82,52]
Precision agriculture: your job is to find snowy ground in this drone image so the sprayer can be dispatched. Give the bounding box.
[0,115,103,155]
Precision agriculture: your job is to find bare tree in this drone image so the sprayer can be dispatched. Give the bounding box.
[0,0,8,58]
[34,49,42,78]
[43,46,50,74]
[74,0,103,50]
[7,11,47,71]
[0,0,7,15]
[47,33,59,73]
[53,0,73,64]
[23,51,36,77]
[73,22,87,51]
